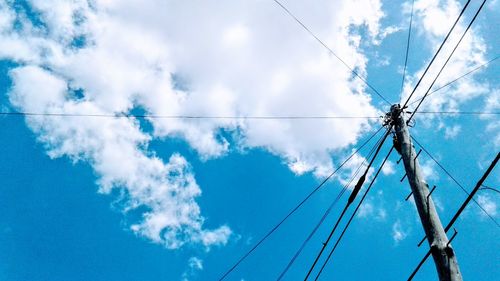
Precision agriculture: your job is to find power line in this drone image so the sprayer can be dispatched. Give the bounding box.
[2,110,498,119]
[304,198,351,280]
[407,152,500,281]
[276,182,349,281]
[401,0,472,109]
[442,154,500,234]
[407,0,488,123]
[408,55,500,106]
[34,109,498,119]
[0,111,381,120]
[271,0,391,106]
[399,0,415,99]
[304,127,392,280]
[276,128,385,280]
[411,111,500,115]
[315,146,395,280]
[411,136,500,228]
[276,163,359,280]
[217,126,384,280]
[407,251,432,281]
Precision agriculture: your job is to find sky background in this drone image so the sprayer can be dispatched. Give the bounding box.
[0,0,499,280]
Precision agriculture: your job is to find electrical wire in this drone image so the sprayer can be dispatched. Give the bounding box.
[276,183,350,281]
[411,136,500,228]
[0,111,381,120]
[2,110,498,119]
[407,152,500,281]
[276,163,360,281]
[315,146,395,280]
[304,127,392,280]
[271,0,391,106]
[276,128,385,280]
[407,0,488,123]
[399,0,415,99]
[408,56,500,106]
[401,0,472,109]
[411,111,500,115]
[217,126,384,280]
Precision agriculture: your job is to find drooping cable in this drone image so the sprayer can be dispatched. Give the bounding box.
[271,0,391,106]
[276,129,385,280]
[218,126,384,280]
[401,0,472,109]
[314,146,394,280]
[479,185,500,194]
[407,0,488,123]
[442,152,500,233]
[304,127,392,280]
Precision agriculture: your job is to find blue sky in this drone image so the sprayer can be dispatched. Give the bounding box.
[0,0,499,280]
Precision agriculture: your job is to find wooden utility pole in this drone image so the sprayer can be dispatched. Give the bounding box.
[391,104,462,281]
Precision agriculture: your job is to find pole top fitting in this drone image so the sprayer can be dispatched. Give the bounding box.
[383,104,402,127]
[390,104,402,117]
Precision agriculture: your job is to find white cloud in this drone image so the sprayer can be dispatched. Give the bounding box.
[357,190,386,221]
[382,160,396,175]
[401,0,490,114]
[377,207,387,221]
[482,90,500,147]
[433,195,445,212]
[9,65,231,249]
[420,159,438,181]
[189,257,203,270]
[2,0,493,253]
[188,257,203,271]
[357,201,374,218]
[358,201,387,221]
[0,0,389,249]
[489,0,499,9]
[392,219,409,244]
[336,150,369,187]
[377,55,391,67]
[484,89,500,112]
[444,125,461,139]
[182,257,204,281]
[222,24,250,48]
[373,25,401,45]
[477,195,497,218]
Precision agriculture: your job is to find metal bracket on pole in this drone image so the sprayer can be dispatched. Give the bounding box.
[403,150,424,198]
[426,185,437,201]
[417,185,438,247]
[417,235,426,247]
[400,173,407,182]
[407,185,436,204]
[414,149,422,161]
[405,191,413,201]
[447,228,458,248]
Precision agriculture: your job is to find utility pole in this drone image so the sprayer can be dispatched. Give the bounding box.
[391,104,462,281]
